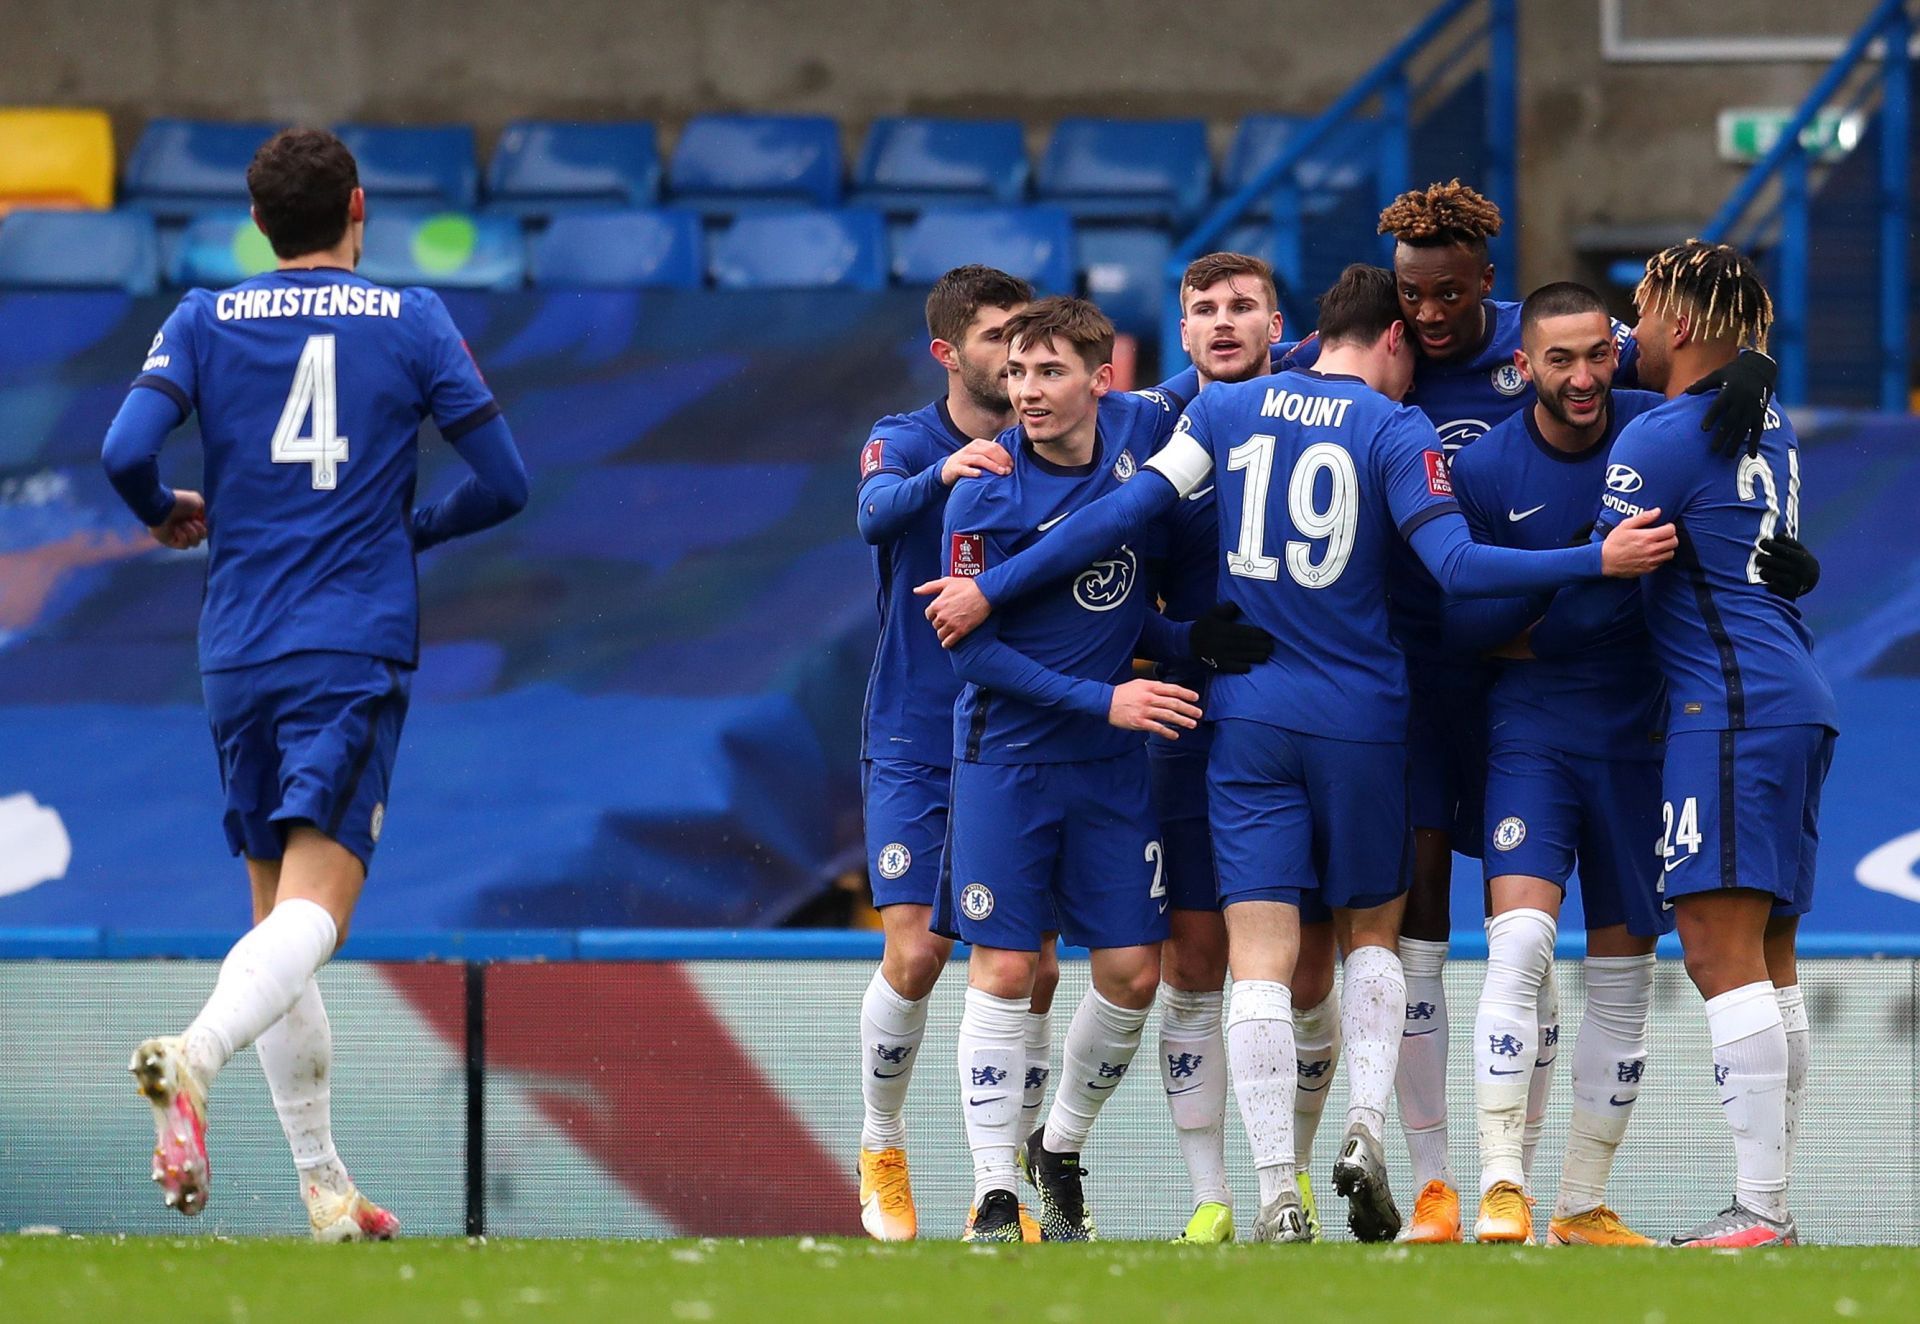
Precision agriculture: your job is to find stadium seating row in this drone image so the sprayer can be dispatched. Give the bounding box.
[3,110,1382,229]
[0,206,1200,334]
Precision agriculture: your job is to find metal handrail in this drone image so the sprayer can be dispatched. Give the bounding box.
[1161,0,1516,359]
[1701,0,1912,409]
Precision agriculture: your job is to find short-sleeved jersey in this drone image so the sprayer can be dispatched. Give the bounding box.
[1291,302,1638,663]
[1175,367,1460,743]
[1449,390,1668,759]
[945,390,1181,764]
[858,399,973,765]
[133,268,497,673]
[1596,392,1837,735]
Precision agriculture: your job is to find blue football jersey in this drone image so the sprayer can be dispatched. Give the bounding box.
[944,391,1181,763]
[132,268,497,672]
[1174,367,1460,743]
[857,399,974,765]
[1596,392,1837,735]
[1292,302,1638,663]
[1449,390,1668,759]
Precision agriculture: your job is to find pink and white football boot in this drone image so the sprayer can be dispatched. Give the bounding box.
[129,1036,211,1216]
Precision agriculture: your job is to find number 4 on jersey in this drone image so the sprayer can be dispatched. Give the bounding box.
[272,334,350,490]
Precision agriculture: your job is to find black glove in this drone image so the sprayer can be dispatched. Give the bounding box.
[1190,601,1274,674]
[1755,534,1820,600]
[1686,349,1777,459]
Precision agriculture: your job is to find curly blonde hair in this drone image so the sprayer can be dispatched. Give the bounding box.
[1633,239,1773,350]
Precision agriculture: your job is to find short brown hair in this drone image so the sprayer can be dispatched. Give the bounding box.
[1520,281,1610,338]
[1182,252,1277,310]
[1316,264,1401,348]
[1001,296,1115,370]
[247,128,359,260]
[924,265,1034,345]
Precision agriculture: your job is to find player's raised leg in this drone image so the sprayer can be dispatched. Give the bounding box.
[132,826,359,1217]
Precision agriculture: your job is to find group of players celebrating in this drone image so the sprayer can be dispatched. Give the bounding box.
[853,180,1833,1250]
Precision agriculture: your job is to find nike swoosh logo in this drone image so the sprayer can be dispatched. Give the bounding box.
[968,1094,1008,1107]
[1039,513,1068,531]
[1489,1067,1525,1076]
[1166,1084,1203,1096]
[1609,1094,1636,1106]
[872,1069,907,1079]
[1403,1028,1439,1037]
[1720,1097,1737,1106]
[1296,1082,1330,1094]
[1088,1081,1120,1092]
[1508,504,1546,522]
[1664,856,1687,874]
[1186,485,1214,501]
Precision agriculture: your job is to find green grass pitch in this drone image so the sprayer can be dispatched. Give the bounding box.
[2,1237,1915,1322]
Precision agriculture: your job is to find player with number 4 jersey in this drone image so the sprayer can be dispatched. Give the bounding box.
[102,129,527,1242]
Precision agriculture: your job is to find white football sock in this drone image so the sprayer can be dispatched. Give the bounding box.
[1021,1010,1053,1138]
[1474,908,1554,1193]
[1557,953,1653,1218]
[1776,984,1808,1180]
[1706,981,1789,1221]
[859,968,929,1151]
[1523,963,1560,1185]
[1227,979,1296,1206]
[1343,945,1406,1145]
[1044,988,1150,1155]
[1394,937,1452,1188]
[958,987,1027,1203]
[1159,985,1230,1210]
[1292,986,1341,1168]
[254,976,352,1197]
[182,898,337,1087]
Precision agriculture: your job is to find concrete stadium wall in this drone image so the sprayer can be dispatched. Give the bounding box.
[6,0,1881,288]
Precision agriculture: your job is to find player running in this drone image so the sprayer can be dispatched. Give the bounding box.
[1590,242,1836,1249]
[936,297,1268,1243]
[853,266,1062,1242]
[1287,182,1775,1243]
[102,128,529,1240]
[922,265,1677,1243]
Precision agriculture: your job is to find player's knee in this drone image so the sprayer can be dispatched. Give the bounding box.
[969,946,1039,1000]
[882,929,951,1000]
[1096,954,1162,1010]
[1162,940,1227,993]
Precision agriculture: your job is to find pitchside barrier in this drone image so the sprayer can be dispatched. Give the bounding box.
[1,931,1914,1245]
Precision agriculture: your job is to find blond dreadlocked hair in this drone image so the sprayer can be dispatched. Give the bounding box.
[1377,179,1504,259]
[1634,239,1774,351]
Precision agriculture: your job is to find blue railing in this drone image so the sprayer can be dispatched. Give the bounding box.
[2,927,1915,961]
[1160,0,1517,358]
[1699,0,1912,409]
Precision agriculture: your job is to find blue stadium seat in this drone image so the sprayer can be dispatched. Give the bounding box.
[852,118,1028,213]
[123,119,282,220]
[0,210,159,294]
[334,124,479,210]
[1222,114,1383,217]
[356,213,524,290]
[1037,119,1211,228]
[708,208,887,291]
[168,210,278,287]
[1078,225,1171,340]
[530,209,704,289]
[486,121,662,217]
[668,115,842,216]
[892,206,1076,294]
